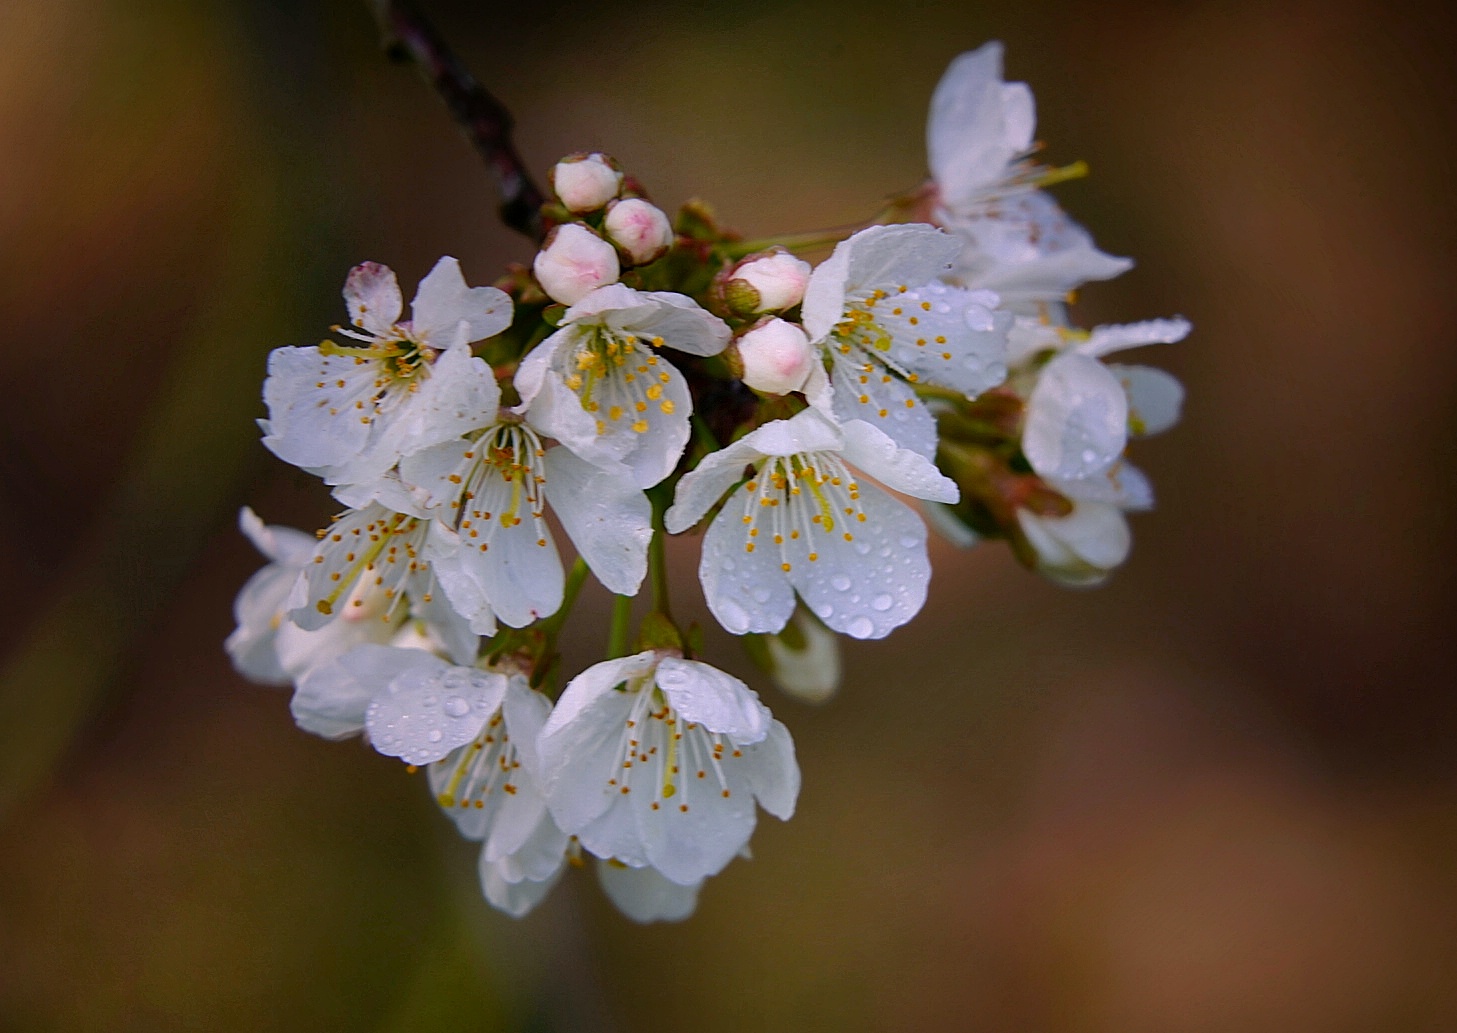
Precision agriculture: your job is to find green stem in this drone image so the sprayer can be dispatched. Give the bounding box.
[605,593,634,659]
[538,557,589,638]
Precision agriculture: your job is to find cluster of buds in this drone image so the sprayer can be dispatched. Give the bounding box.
[230,42,1187,921]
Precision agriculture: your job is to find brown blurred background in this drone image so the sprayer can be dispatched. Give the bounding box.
[1,0,1455,1030]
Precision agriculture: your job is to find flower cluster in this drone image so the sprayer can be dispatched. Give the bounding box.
[230,42,1187,921]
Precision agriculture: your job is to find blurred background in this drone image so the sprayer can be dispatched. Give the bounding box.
[2,0,1455,1029]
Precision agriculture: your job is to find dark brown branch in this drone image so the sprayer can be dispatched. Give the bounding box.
[365,0,546,242]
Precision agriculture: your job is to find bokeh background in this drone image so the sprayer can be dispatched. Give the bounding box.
[2,0,1455,1030]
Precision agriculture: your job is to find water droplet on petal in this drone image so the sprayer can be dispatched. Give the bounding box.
[752,586,771,603]
[427,729,443,743]
[423,694,438,707]
[721,557,736,572]
[871,594,893,611]
[899,535,918,548]
[854,541,872,556]
[847,616,875,638]
[442,671,467,691]
[831,575,852,592]
[817,604,834,619]
[443,695,470,718]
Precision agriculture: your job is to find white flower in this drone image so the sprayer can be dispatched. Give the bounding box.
[801,224,1010,459]
[261,258,511,488]
[427,672,572,917]
[515,283,731,488]
[736,317,816,395]
[927,43,1131,308]
[666,407,958,639]
[604,198,674,265]
[550,153,622,213]
[1017,496,1132,588]
[1021,316,1190,482]
[532,224,621,305]
[226,507,319,685]
[283,502,476,664]
[538,650,799,886]
[401,418,652,634]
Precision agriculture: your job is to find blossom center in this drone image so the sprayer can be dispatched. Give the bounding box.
[564,329,676,436]
[738,452,864,571]
[605,679,744,811]
[446,423,552,552]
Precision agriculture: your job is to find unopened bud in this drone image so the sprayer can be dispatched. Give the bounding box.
[722,248,811,316]
[549,153,622,213]
[532,223,620,305]
[736,317,815,395]
[604,198,674,265]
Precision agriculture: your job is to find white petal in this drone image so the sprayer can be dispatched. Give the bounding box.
[613,291,731,357]
[540,654,658,834]
[479,850,564,918]
[260,346,373,473]
[290,662,374,740]
[840,419,959,503]
[343,262,403,336]
[803,225,961,340]
[664,437,760,534]
[764,608,841,705]
[226,565,301,685]
[365,663,506,766]
[788,481,932,640]
[1023,353,1128,480]
[655,658,770,742]
[1017,502,1131,585]
[1080,316,1192,359]
[460,510,564,629]
[698,492,798,636]
[927,43,1034,211]
[238,507,316,566]
[829,355,940,461]
[879,283,1010,398]
[743,720,800,820]
[923,500,982,548]
[543,448,651,596]
[1111,364,1184,437]
[289,643,430,740]
[409,256,513,345]
[596,861,702,922]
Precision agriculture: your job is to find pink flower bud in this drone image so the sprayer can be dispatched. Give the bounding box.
[736,317,815,395]
[549,153,622,213]
[730,248,811,313]
[604,198,674,265]
[532,224,620,305]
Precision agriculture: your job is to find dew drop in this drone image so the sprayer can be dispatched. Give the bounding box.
[899,535,919,548]
[427,729,443,743]
[871,594,893,612]
[752,586,772,603]
[443,695,470,718]
[831,574,852,592]
[441,671,467,691]
[721,557,736,573]
[817,604,834,619]
[847,616,875,638]
[1080,448,1098,465]
[853,541,872,556]
[423,694,438,707]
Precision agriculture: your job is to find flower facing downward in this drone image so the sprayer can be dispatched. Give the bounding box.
[261,258,511,488]
[801,224,1010,459]
[666,407,959,640]
[926,43,1131,308]
[539,650,799,887]
[515,283,731,488]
